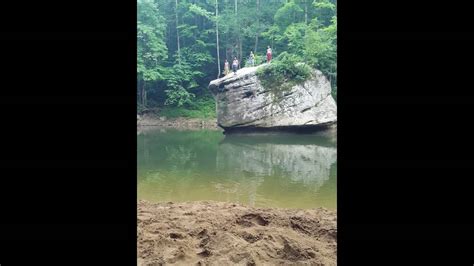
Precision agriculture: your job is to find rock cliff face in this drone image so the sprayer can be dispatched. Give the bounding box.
[208,64,337,133]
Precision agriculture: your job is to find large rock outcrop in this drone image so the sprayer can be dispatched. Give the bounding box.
[209,64,337,133]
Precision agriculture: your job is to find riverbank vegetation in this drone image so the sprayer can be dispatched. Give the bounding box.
[137,0,337,118]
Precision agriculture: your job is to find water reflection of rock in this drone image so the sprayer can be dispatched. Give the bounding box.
[216,135,337,206]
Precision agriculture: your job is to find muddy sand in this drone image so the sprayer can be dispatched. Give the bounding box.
[138,200,337,265]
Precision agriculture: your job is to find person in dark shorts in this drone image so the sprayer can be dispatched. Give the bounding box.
[232,57,239,75]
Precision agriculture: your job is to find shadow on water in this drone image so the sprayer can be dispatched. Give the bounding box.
[137,128,337,209]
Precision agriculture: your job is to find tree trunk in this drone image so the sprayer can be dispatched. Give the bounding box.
[175,0,181,65]
[168,22,171,49]
[254,0,259,54]
[235,0,241,65]
[239,39,242,67]
[216,0,221,78]
[304,0,308,63]
[138,80,142,105]
[305,0,308,25]
[194,0,198,41]
[144,88,147,107]
[141,81,146,107]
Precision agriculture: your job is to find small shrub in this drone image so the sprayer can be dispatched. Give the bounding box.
[256,52,311,93]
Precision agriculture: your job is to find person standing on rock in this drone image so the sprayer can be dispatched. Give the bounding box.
[232,57,239,75]
[266,46,272,63]
[249,51,255,67]
[224,59,230,76]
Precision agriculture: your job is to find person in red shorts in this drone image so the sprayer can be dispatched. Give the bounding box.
[266,46,272,63]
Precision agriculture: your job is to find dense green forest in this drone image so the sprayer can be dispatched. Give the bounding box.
[137,0,336,118]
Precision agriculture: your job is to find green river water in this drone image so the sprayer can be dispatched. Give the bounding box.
[137,128,336,210]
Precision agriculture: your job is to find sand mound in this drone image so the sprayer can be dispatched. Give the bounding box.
[138,200,336,265]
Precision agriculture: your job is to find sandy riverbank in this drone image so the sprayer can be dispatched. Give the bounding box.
[138,200,337,265]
